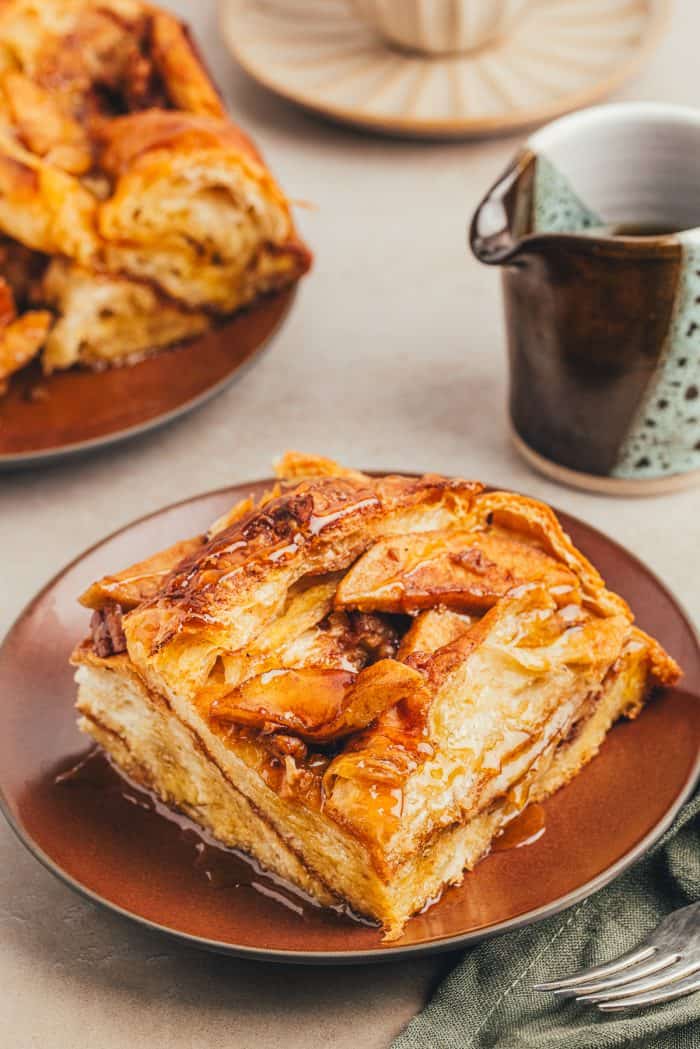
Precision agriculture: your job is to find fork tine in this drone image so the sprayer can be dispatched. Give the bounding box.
[577,957,700,1003]
[554,952,680,998]
[597,971,700,1012]
[533,946,655,992]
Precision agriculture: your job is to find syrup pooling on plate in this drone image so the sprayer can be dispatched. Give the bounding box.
[52,745,550,927]
[492,803,546,852]
[53,746,374,927]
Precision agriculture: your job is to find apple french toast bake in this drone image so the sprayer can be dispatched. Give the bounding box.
[73,454,680,939]
[0,0,310,394]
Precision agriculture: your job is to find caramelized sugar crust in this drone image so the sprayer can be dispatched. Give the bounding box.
[0,0,311,386]
[74,456,681,878]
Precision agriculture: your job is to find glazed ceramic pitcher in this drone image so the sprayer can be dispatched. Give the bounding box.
[471,103,700,495]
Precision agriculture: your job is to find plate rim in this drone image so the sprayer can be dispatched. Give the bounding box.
[0,289,296,471]
[218,0,672,141]
[1,476,698,964]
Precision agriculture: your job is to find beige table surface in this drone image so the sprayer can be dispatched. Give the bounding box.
[2,3,700,1046]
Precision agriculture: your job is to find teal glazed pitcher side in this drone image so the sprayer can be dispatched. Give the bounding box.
[470,103,700,494]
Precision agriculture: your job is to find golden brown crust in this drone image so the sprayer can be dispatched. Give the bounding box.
[628,626,681,689]
[123,473,483,694]
[148,11,226,119]
[335,528,580,614]
[469,491,630,619]
[74,634,660,937]
[0,1,216,122]
[0,273,50,383]
[1,69,92,173]
[74,456,683,903]
[210,659,429,744]
[96,108,262,175]
[0,129,98,260]
[320,586,637,856]
[0,304,50,380]
[0,0,310,393]
[79,535,206,611]
[275,451,370,484]
[37,257,212,371]
[95,109,310,313]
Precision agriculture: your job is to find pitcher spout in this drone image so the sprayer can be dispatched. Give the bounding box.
[470,146,609,265]
[470,152,537,266]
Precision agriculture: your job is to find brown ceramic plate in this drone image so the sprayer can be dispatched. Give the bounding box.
[0,291,294,470]
[0,479,698,963]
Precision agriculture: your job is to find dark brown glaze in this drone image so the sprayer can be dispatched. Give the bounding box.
[471,151,683,477]
[0,289,294,462]
[130,472,481,656]
[0,480,698,959]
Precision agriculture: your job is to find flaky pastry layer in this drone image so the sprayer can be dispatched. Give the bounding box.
[0,1,311,385]
[72,454,681,937]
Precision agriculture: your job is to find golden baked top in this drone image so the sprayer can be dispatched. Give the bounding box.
[0,0,310,388]
[75,454,681,865]
[0,0,225,127]
[0,0,227,261]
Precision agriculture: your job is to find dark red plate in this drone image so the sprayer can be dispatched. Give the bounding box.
[0,480,698,963]
[0,291,294,469]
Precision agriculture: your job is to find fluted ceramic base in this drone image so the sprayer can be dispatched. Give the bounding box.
[219,0,669,140]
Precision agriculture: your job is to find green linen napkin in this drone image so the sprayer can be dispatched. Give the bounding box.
[393,793,699,1049]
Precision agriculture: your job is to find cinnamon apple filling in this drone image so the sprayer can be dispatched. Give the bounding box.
[72,454,681,938]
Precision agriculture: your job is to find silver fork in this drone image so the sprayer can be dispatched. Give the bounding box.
[534,902,700,1012]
